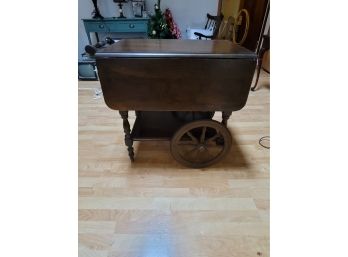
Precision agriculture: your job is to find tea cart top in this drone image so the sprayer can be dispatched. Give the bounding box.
[95,39,256,59]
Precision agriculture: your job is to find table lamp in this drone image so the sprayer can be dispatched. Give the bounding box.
[91,0,104,19]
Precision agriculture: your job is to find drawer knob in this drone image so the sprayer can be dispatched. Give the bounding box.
[98,24,104,29]
[129,24,135,28]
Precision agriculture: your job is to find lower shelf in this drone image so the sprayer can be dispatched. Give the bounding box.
[131,111,185,141]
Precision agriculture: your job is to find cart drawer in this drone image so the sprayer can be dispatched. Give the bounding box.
[115,21,148,32]
[83,19,148,33]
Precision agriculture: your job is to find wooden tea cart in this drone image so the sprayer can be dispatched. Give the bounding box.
[95,39,256,168]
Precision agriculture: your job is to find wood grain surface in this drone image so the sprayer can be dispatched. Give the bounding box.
[97,57,255,111]
[78,70,270,257]
[96,39,256,58]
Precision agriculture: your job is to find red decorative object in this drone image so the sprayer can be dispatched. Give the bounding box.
[164,8,181,39]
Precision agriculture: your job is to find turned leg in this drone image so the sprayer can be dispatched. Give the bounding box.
[119,111,134,162]
[222,111,232,127]
[251,48,267,91]
[251,58,262,91]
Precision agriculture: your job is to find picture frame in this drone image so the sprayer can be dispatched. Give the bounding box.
[132,0,145,17]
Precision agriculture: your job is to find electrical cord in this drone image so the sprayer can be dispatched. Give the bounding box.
[259,136,270,149]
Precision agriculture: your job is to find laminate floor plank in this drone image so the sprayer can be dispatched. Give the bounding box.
[78,70,270,257]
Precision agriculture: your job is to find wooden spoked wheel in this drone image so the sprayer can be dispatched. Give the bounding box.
[170,120,232,168]
[232,9,250,45]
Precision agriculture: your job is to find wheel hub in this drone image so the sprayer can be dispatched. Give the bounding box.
[197,144,206,152]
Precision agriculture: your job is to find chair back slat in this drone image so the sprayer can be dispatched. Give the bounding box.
[204,13,223,35]
[194,12,224,40]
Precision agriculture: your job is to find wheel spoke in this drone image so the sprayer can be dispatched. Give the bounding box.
[205,133,220,144]
[200,149,211,162]
[206,144,224,150]
[177,141,197,146]
[200,127,207,143]
[177,144,196,158]
[186,131,199,144]
[199,148,212,162]
[205,145,224,157]
[187,146,197,154]
[186,147,199,160]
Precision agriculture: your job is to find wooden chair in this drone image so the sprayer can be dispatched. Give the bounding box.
[218,10,250,44]
[193,13,224,40]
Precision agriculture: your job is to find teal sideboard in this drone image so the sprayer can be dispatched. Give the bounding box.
[82,18,149,44]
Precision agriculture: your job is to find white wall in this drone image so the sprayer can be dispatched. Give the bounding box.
[78,0,93,60]
[78,0,219,59]
[145,0,219,34]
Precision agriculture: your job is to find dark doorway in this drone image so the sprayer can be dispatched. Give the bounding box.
[240,0,269,51]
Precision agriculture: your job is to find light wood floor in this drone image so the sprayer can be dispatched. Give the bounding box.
[79,71,270,257]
